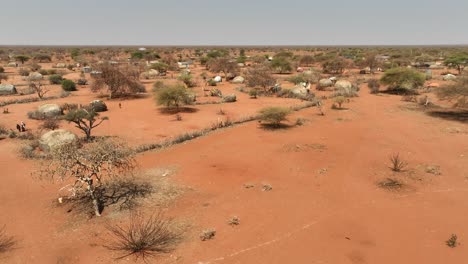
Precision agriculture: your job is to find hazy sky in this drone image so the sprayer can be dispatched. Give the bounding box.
[1,0,467,45]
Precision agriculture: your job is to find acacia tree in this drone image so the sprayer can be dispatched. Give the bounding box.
[15,55,30,64]
[65,108,108,141]
[92,64,145,99]
[245,65,276,92]
[270,57,292,73]
[207,57,239,79]
[380,67,425,91]
[156,84,193,109]
[40,139,135,216]
[444,54,468,74]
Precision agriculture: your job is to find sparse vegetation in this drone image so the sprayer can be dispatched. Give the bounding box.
[39,138,135,216]
[200,229,216,241]
[61,79,77,91]
[368,79,381,94]
[389,153,407,172]
[245,65,276,92]
[0,226,16,254]
[105,212,182,260]
[258,107,291,127]
[380,67,425,91]
[378,178,403,190]
[446,234,459,248]
[64,108,108,141]
[156,84,194,109]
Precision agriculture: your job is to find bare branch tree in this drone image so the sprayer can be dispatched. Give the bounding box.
[91,64,145,99]
[39,139,136,216]
[29,80,49,99]
[0,226,16,254]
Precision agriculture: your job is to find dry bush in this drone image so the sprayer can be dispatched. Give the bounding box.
[40,118,60,131]
[378,178,404,190]
[258,107,291,127]
[228,216,240,226]
[446,234,459,248]
[92,64,145,99]
[0,226,16,254]
[200,229,216,241]
[368,79,381,94]
[389,153,407,172]
[39,139,136,216]
[245,65,276,92]
[105,212,182,261]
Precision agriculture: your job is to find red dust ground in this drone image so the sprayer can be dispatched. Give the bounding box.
[1,60,468,264]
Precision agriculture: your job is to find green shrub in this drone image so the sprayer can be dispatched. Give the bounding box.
[249,89,258,98]
[207,79,217,86]
[156,84,194,108]
[49,74,63,84]
[287,74,307,84]
[178,73,195,87]
[258,107,291,126]
[38,69,48,75]
[61,79,77,91]
[380,67,425,90]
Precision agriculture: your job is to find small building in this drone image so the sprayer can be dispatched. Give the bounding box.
[82,66,92,73]
[0,84,17,95]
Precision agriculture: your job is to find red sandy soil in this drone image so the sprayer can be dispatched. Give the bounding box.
[1,65,468,264]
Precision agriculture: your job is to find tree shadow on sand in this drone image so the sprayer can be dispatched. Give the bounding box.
[259,122,295,131]
[158,107,199,115]
[59,178,153,216]
[426,109,468,123]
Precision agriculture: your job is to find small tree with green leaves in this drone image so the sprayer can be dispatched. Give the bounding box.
[177,73,195,87]
[270,57,292,74]
[15,55,30,64]
[48,74,63,84]
[61,79,77,91]
[64,108,108,141]
[156,84,193,109]
[380,67,425,91]
[444,54,468,74]
[259,107,291,127]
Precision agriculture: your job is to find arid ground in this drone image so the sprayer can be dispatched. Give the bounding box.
[1,47,468,263]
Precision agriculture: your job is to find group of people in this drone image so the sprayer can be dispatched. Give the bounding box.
[16,121,26,132]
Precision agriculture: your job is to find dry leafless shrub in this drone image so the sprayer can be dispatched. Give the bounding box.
[378,178,404,190]
[39,138,136,216]
[40,118,60,131]
[446,234,459,248]
[0,226,16,254]
[228,216,240,226]
[105,212,182,261]
[200,229,216,241]
[389,153,407,172]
